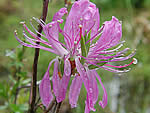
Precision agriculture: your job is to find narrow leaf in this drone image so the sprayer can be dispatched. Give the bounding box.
[81,35,87,64]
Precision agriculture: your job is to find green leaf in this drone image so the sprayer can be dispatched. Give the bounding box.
[0,83,9,99]
[81,35,87,64]
[21,78,31,85]
[9,104,28,113]
[11,81,20,96]
[86,30,91,53]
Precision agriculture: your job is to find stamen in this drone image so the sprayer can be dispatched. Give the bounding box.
[29,19,46,38]
[40,19,46,25]
[32,17,44,27]
[104,58,137,68]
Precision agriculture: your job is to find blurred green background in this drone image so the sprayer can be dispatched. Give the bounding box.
[0,0,150,113]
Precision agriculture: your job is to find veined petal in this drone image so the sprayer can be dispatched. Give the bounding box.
[39,59,56,108]
[64,0,99,48]
[94,16,122,53]
[75,57,86,74]
[52,8,68,21]
[93,70,107,109]
[52,60,60,98]
[84,94,90,113]
[56,73,70,103]
[84,69,99,111]
[52,59,70,103]
[75,58,98,111]
[69,75,82,108]
[64,58,71,76]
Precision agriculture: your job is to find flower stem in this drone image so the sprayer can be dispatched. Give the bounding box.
[28,0,49,113]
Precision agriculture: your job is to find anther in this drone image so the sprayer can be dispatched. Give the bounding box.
[14,30,17,34]
[80,18,83,21]
[20,21,25,24]
[133,58,137,64]
[74,41,77,44]
[14,30,17,33]
[32,17,36,20]
[49,24,52,28]
[79,24,82,28]
[119,21,122,24]
[57,20,61,23]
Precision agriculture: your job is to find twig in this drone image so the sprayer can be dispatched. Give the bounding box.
[64,0,68,7]
[55,102,62,113]
[28,0,49,113]
[44,98,56,113]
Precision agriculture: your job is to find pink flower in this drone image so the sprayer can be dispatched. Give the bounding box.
[14,0,136,112]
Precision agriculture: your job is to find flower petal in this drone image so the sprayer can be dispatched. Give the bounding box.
[75,58,99,111]
[64,59,71,76]
[93,70,107,109]
[84,94,90,113]
[57,73,70,102]
[64,0,99,48]
[94,16,122,52]
[52,8,68,21]
[52,59,70,103]
[39,59,56,108]
[69,75,82,108]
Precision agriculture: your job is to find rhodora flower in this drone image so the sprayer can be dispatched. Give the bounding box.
[14,0,136,112]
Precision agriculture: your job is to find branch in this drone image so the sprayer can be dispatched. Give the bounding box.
[28,0,49,113]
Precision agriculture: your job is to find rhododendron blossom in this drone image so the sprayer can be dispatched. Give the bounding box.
[14,0,136,112]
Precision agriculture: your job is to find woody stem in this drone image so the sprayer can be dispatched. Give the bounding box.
[28,0,49,113]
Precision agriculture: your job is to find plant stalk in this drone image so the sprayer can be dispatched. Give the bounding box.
[28,0,49,112]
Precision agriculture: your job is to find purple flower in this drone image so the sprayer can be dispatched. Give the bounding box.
[14,0,136,112]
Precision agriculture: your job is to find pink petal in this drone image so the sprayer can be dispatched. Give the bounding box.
[64,59,71,76]
[52,8,68,21]
[93,70,107,109]
[69,75,82,108]
[52,59,70,103]
[95,16,122,52]
[56,73,70,103]
[84,94,90,113]
[52,60,60,99]
[75,58,98,111]
[39,59,56,108]
[86,69,99,110]
[64,0,99,48]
